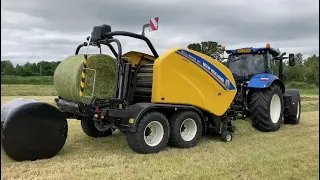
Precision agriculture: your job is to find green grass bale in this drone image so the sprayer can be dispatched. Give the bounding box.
[53,54,116,104]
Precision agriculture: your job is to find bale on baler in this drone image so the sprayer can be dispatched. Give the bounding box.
[53,54,116,104]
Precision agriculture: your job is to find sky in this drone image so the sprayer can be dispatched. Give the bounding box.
[1,0,319,66]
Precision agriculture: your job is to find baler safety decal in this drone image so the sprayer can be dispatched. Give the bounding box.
[79,54,88,97]
[176,49,236,90]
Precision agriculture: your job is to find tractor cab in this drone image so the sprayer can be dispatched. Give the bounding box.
[223,43,294,82]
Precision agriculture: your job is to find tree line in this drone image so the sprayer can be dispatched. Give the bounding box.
[1,60,61,76]
[1,41,319,86]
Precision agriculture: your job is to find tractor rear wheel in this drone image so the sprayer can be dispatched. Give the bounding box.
[126,111,170,154]
[168,111,202,148]
[81,118,113,138]
[248,85,284,132]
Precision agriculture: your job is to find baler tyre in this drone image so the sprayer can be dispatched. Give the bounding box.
[81,118,113,138]
[126,111,169,154]
[168,111,202,148]
[249,85,284,132]
[284,93,301,125]
[221,131,232,142]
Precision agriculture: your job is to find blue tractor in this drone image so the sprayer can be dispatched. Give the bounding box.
[223,43,301,132]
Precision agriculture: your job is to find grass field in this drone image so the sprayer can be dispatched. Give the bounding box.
[1,85,319,180]
[1,76,54,85]
[1,84,319,96]
[1,75,319,95]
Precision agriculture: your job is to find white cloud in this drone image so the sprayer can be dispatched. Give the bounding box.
[1,0,319,65]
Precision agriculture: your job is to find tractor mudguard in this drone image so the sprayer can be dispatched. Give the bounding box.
[283,89,301,116]
[247,73,285,90]
[124,103,205,132]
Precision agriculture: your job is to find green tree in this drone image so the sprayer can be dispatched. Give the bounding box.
[187,41,224,61]
[295,53,304,66]
[14,65,27,76]
[23,62,38,76]
[304,55,319,85]
[284,66,305,82]
[1,60,15,75]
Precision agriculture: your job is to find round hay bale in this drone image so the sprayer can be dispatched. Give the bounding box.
[1,98,68,161]
[54,54,116,104]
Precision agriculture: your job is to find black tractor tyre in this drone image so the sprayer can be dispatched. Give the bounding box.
[284,91,301,124]
[81,118,113,138]
[248,85,284,132]
[168,111,202,148]
[126,111,170,154]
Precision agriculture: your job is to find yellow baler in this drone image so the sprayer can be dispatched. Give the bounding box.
[55,24,238,154]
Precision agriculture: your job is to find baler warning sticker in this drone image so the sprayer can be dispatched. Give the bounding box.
[176,49,235,90]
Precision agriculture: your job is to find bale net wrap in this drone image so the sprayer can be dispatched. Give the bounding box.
[53,54,117,104]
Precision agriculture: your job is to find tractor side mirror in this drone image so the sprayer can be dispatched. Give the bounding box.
[288,53,295,66]
[274,52,286,60]
[279,52,286,57]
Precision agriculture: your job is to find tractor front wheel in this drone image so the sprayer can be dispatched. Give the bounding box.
[249,85,284,132]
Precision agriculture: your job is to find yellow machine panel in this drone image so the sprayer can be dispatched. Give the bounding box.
[152,48,237,116]
[122,51,155,67]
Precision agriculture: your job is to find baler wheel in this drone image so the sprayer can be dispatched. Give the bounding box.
[168,111,202,148]
[249,85,284,132]
[126,111,170,154]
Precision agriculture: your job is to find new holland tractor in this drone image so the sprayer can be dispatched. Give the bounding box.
[54,24,301,154]
[221,44,301,131]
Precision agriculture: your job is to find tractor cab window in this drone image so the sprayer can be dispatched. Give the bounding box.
[227,53,265,79]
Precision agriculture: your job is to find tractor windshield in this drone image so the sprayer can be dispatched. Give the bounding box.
[227,54,265,79]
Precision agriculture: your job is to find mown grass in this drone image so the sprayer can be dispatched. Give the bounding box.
[1,75,54,85]
[301,96,319,101]
[302,101,319,112]
[1,85,58,96]
[1,95,319,180]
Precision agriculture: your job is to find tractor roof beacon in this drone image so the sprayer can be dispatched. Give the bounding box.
[221,44,301,132]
